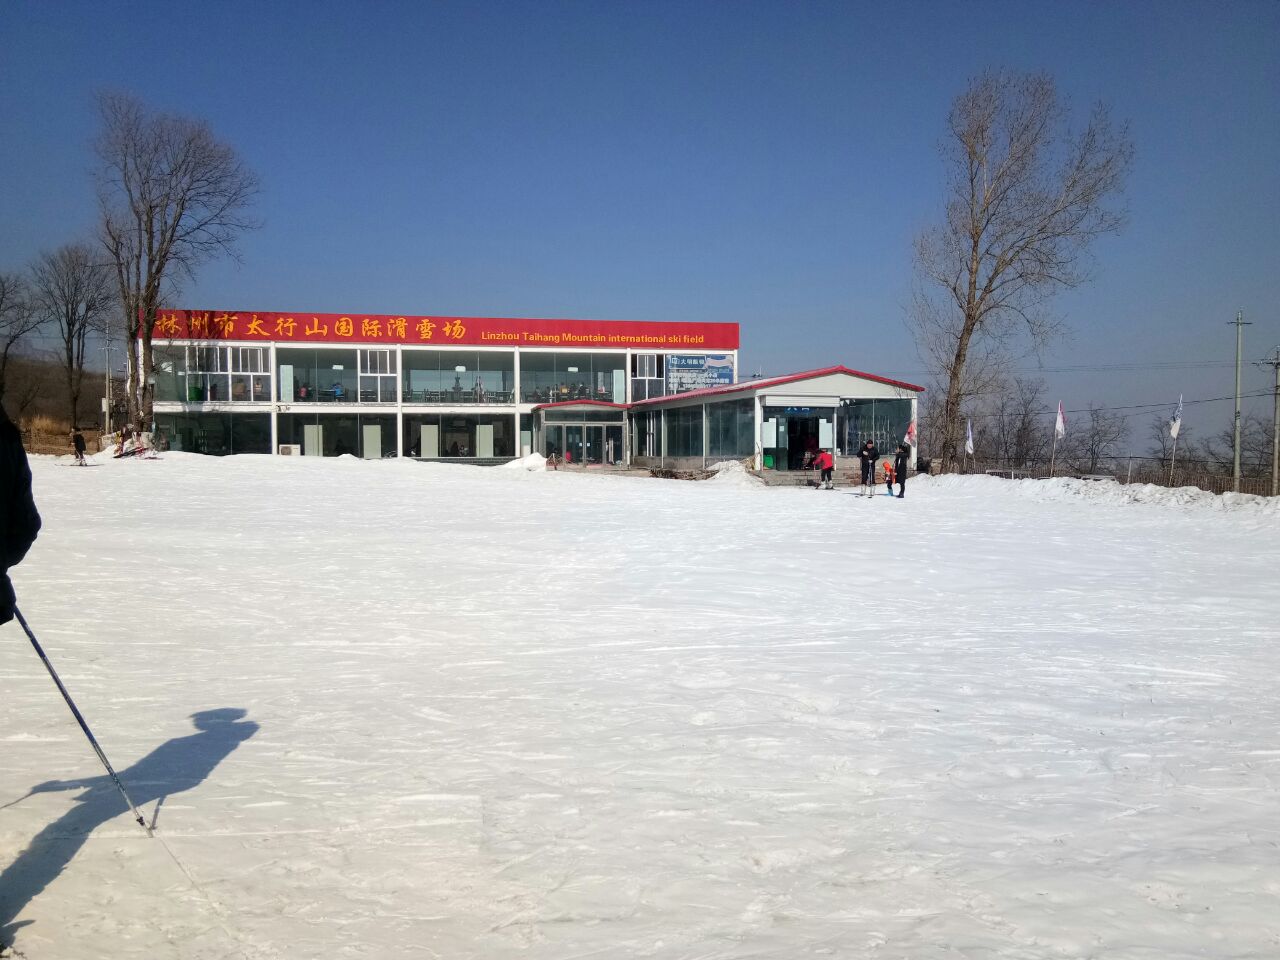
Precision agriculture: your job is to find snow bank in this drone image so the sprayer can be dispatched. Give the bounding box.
[706,459,763,487]
[499,452,548,471]
[917,471,1280,516]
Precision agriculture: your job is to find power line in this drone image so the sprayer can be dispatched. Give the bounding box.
[958,389,1274,424]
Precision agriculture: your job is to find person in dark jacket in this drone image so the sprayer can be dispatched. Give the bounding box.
[1,406,42,625]
[71,428,87,466]
[894,443,910,499]
[857,440,878,497]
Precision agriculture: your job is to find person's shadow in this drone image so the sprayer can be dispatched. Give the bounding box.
[0,708,258,946]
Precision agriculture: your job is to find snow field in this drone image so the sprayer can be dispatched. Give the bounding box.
[2,454,1279,959]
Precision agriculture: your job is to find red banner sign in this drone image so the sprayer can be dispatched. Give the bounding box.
[153,310,740,351]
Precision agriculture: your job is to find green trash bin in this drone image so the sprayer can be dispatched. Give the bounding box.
[763,454,774,469]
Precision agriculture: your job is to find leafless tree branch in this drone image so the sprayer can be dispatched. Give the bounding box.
[909,70,1134,471]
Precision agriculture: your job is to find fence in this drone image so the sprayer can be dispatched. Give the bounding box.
[947,456,1276,497]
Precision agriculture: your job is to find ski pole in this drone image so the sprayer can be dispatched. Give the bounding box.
[12,607,151,836]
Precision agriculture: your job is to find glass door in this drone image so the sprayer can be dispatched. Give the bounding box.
[565,425,584,465]
[584,425,603,464]
[543,424,562,459]
[604,425,623,465]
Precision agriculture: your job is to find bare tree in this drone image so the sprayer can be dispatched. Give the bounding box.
[0,272,44,414]
[1145,412,1192,470]
[1064,403,1130,474]
[1197,412,1273,479]
[30,243,114,427]
[984,376,1050,470]
[95,93,259,430]
[912,70,1133,471]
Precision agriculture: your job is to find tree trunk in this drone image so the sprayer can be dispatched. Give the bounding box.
[940,315,977,472]
[139,333,155,428]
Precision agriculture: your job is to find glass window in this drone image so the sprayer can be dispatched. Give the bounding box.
[402,413,515,458]
[665,406,703,457]
[838,399,912,456]
[708,399,755,457]
[402,350,515,404]
[278,348,359,403]
[519,351,626,404]
[153,345,183,402]
[154,413,270,455]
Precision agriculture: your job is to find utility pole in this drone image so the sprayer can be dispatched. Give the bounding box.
[103,339,112,435]
[1229,311,1251,493]
[1259,346,1280,498]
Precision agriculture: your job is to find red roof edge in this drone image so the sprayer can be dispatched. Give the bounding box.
[531,399,630,411]
[629,365,925,407]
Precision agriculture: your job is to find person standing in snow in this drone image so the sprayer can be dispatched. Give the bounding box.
[1,405,41,626]
[813,448,835,490]
[857,439,878,497]
[883,458,896,496]
[894,443,910,499]
[71,428,87,466]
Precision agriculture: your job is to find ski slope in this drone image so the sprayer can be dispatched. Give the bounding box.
[3,454,1279,959]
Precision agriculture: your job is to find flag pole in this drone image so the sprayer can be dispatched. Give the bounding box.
[1049,432,1058,478]
[1169,432,1179,486]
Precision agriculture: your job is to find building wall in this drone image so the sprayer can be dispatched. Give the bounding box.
[153,338,736,458]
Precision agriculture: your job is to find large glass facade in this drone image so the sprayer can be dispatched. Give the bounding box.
[277,347,360,402]
[153,344,271,403]
[403,413,515,459]
[838,399,912,456]
[630,409,659,458]
[707,399,754,457]
[278,412,397,458]
[402,350,515,404]
[665,406,703,457]
[520,352,625,404]
[154,413,271,455]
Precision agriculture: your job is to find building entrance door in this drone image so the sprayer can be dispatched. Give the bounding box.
[583,426,603,464]
[565,425,585,464]
[787,416,820,469]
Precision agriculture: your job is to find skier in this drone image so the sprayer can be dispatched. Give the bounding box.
[894,443,910,499]
[813,448,835,490]
[71,427,87,466]
[1,404,42,626]
[883,458,896,496]
[857,439,878,497]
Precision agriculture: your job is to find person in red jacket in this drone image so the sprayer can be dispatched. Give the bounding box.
[813,448,835,490]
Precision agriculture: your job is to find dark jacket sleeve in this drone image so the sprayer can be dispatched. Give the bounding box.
[1,415,41,570]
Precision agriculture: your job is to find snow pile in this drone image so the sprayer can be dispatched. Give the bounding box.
[705,458,763,487]
[499,452,548,471]
[4,455,1279,959]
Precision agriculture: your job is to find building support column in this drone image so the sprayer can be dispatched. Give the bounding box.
[269,343,279,455]
[395,344,404,458]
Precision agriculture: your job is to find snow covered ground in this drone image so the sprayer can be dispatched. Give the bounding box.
[3,454,1279,959]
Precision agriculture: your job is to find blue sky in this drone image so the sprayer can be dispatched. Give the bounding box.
[2,0,1277,439]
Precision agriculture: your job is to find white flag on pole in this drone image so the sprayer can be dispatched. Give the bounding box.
[964,419,975,456]
[1054,402,1066,440]
[1169,394,1183,440]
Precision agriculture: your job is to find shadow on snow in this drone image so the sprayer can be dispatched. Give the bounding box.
[0,707,259,946]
